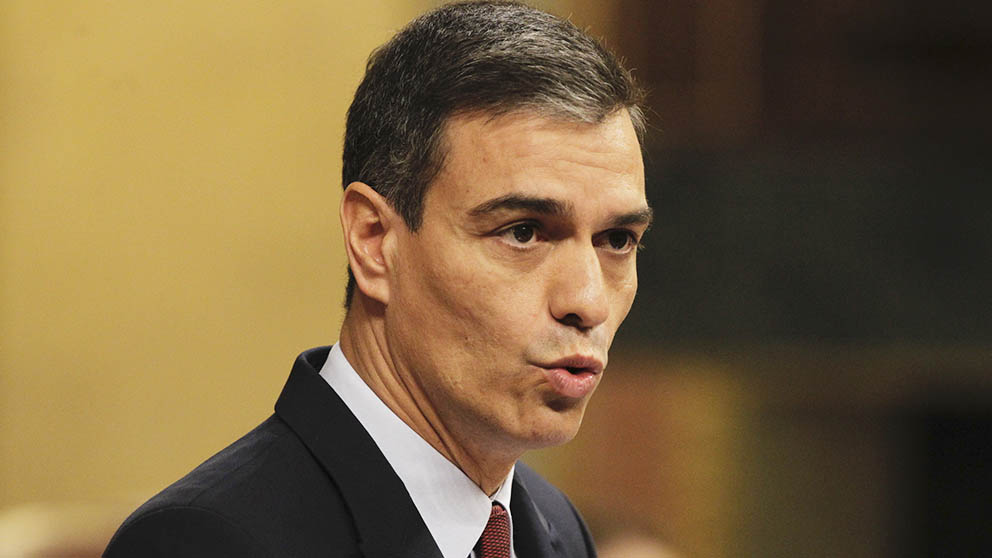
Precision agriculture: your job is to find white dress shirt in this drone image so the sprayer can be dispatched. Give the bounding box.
[319,344,516,558]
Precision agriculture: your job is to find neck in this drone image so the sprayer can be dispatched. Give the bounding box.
[339,297,519,496]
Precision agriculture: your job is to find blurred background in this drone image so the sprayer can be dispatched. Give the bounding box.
[1,1,989,556]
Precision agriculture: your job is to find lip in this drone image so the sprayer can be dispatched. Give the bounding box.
[542,355,604,375]
[537,355,604,399]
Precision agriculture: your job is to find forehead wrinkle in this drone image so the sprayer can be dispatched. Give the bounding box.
[443,111,643,182]
[435,111,645,220]
[518,129,642,183]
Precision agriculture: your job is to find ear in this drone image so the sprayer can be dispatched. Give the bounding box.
[339,182,398,305]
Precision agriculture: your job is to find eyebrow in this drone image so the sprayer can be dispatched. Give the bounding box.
[468,194,572,217]
[467,193,653,229]
[611,206,654,229]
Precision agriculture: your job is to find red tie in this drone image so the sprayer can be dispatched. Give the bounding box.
[474,502,511,558]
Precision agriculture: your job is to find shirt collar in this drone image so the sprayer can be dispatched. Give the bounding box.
[319,344,514,558]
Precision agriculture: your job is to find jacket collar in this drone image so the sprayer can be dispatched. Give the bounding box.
[511,465,566,558]
[275,347,442,558]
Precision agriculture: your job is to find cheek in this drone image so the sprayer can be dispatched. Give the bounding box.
[434,266,529,344]
[608,264,639,324]
[419,257,548,375]
[404,252,501,343]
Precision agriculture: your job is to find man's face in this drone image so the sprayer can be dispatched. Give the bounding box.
[383,110,649,455]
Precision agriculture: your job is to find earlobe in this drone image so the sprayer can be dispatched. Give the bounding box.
[339,182,395,305]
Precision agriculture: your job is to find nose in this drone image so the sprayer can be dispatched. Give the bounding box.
[549,244,610,330]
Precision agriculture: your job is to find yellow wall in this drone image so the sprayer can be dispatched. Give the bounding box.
[0,0,434,508]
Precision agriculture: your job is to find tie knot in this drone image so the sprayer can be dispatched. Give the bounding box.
[475,502,511,558]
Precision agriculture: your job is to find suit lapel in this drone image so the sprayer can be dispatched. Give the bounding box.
[511,469,565,558]
[275,347,443,558]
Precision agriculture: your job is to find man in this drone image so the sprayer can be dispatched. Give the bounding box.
[104,1,650,557]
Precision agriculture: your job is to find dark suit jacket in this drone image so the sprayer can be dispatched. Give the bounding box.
[104,347,597,557]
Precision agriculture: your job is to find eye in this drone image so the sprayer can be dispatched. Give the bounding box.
[511,224,535,243]
[497,223,541,247]
[597,229,639,254]
[607,230,630,250]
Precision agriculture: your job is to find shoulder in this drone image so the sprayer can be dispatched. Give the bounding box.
[104,415,359,558]
[103,505,270,558]
[513,462,597,557]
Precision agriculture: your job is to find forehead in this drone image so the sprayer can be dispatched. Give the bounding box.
[428,110,645,215]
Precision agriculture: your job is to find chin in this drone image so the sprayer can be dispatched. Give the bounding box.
[514,402,587,450]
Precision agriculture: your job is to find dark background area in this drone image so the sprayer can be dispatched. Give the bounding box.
[616,0,991,344]
[591,0,991,556]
